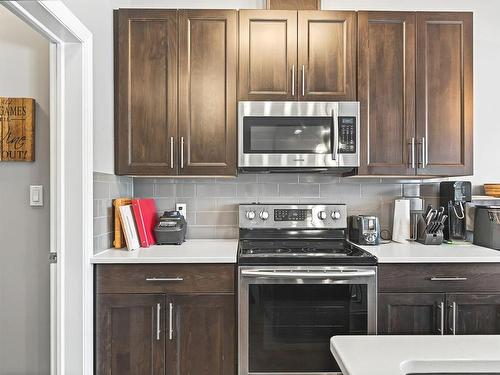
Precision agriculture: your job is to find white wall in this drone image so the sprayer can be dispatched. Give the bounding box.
[62,0,500,189]
[0,6,50,375]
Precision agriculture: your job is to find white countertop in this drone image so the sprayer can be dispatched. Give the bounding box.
[91,239,238,264]
[331,335,500,375]
[358,240,500,263]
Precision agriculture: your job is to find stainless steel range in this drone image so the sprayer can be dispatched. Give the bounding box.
[238,204,377,375]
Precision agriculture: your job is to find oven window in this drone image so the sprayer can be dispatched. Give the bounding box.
[243,117,332,154]
[248,284,367,373]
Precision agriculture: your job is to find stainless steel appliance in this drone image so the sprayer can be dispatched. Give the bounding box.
[349,215,380,245]
[439,181,472,240]
[238,101,360,172]
[473,206,500,250]
[238,204,377,375]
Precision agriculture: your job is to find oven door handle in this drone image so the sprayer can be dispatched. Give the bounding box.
[241,269,376,278]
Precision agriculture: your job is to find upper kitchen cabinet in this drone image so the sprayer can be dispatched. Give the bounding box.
[239,10,298,100]
[178,10,237,176]
[416,12,473,176]
[239,10,356,101]
[358,11,473,177]
[358,12,416,175]
[298,11,356,100]
[114,9,237,176]
[114,9,178,175]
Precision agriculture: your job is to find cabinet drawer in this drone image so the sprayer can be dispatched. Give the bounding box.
[378,264,500,293]
[96,264,235,294]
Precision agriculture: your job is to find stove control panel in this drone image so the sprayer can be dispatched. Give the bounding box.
[239,204,347,229]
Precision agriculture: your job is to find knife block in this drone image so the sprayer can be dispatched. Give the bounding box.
[417,216,444,245]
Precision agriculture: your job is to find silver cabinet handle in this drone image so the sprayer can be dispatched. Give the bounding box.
[291,65,295,96]
[169,302,174,340]
[437,301,444,335]
[420,137,427,168]
[170,137,174,169]
[430,277,468,281]
[450,301,457,335]
[156,303,161,340]
[180,137,184,169]
[331,108,338,161]
[301,64,306,96]
[145,277,184,282]
[409,137,415,169]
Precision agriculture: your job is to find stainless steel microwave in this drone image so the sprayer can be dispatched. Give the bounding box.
[238,101,360,171]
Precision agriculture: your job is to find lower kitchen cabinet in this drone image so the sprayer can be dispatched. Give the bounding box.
[96,294,166,374]
[95,264,236,375]
[167,294,235,375]
[378,293,444,335]
[378,264,500,336]
[447,293,500,335]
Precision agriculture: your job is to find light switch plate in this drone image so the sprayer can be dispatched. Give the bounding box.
[176,203,187,218]
[30,185,44,207]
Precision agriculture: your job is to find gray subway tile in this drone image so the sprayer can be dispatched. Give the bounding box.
[155,183,175,197]
[154,198,176,211]
[257,174,299,183]
[299,174,340,183]
[361,184,402,198]
[196,184,236,198]
[186,226,216,239]
[93,181,109,199]
[320,183,361,198]
[215,226,238,239]
[196,197,218,211]
[279,183,320,197]
[196,211,238,226]
[175,183,195,198]
[134,181,154,197]
[110,181,131,199]
[237,183,278,198]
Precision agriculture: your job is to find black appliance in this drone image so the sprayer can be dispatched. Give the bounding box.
[473,206,500,250]
[154,210,187,245]
[348,215,380,245]
[238,204,377,375]
[439,181,472,240]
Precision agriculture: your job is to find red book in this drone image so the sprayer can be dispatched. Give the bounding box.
[131,198,157,247]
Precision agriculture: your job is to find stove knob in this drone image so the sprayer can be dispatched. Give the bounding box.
[331,211,341,220]
[246,211,256,220]
[259,211,269,220]
[317,211,327,220]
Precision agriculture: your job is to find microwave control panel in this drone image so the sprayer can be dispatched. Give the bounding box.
[338,116,357,154]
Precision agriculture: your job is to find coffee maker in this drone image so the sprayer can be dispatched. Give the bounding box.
[439,181,472,240]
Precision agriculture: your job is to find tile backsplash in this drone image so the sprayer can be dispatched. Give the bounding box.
[93,172,133,253]
[133,174,408,240]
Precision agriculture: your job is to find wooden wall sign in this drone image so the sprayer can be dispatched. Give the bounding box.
[266,0,321,10]
[0,97,35,162]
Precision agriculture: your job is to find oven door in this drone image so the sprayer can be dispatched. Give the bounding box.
[238,266,377,375]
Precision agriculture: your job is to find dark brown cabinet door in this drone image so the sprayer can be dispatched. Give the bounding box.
[298,11,356,100]
[239,10,298,100]
[178,10,237,176]
[114,9,178,175]
[447,294,500,335]
[96,294,165,375]
[357,12,416,175]
[378,293,446,335]
[166,294,236,375]
[416,12,473,176]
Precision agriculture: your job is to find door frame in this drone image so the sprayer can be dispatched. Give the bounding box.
[1,2,93,374]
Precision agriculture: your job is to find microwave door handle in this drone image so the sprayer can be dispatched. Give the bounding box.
[331,108,338,161]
